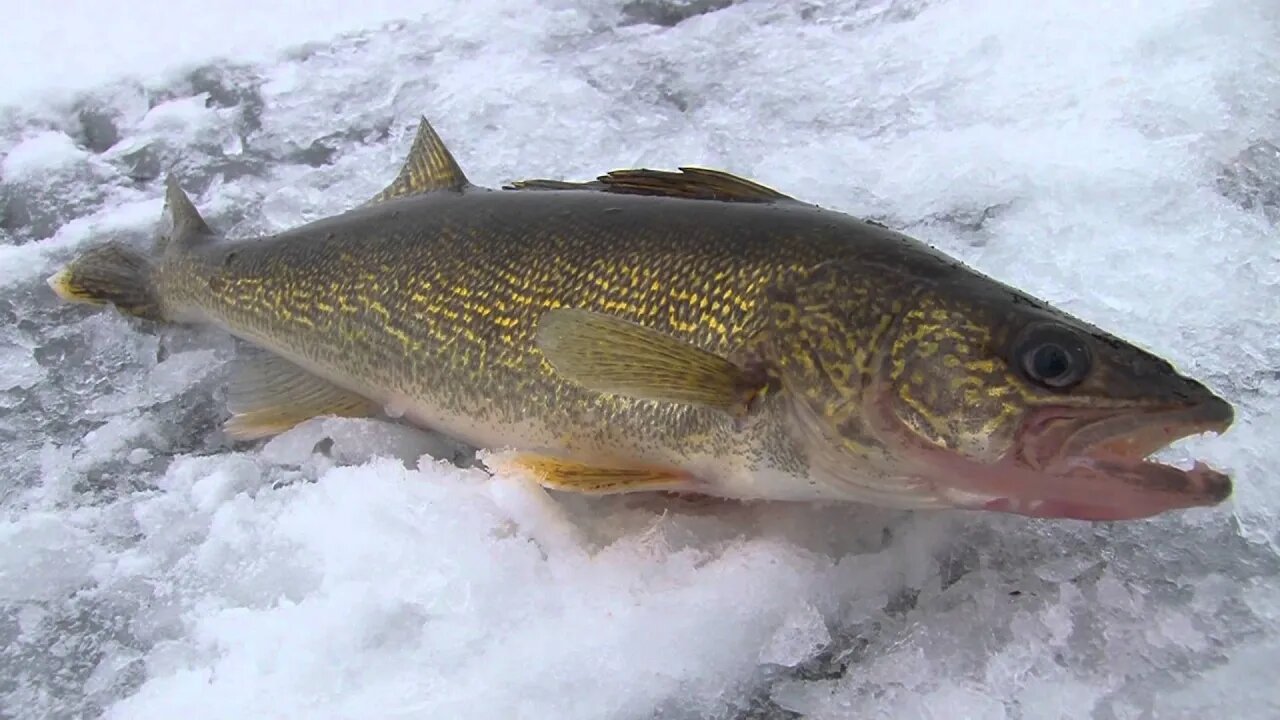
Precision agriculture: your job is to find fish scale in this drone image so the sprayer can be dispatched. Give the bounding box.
[47,117,1235,519]
[170,190,848,461]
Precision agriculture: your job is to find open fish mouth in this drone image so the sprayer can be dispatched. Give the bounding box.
[982,397,1235,520]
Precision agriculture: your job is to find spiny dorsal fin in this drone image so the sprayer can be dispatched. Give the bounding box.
[370,117,470,202]
[163,175,213,243]
[506,167,792,203]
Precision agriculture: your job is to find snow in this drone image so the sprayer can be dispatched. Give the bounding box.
[758,603,832,667]
[1,0,1278,718]
[0,0,432,108]
[1,131,89,179]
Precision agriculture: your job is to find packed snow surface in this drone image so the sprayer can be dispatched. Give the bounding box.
[1,1,1278,718]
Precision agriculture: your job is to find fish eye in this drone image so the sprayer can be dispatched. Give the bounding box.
[1014,323,1091,390]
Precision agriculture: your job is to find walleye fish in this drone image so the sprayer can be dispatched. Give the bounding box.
[49,118,1234,521]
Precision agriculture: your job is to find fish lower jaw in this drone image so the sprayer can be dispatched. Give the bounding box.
[935,454,1233,521]
[934,485,1167,521]
[969,495,1201,522]
[914,487,1100,520]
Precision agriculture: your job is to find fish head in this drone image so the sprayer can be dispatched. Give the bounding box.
[765,258,1234,520]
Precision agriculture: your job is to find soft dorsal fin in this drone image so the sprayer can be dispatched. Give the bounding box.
[370,117,470,202]
[159,176,215,251]
[506,167,793,203]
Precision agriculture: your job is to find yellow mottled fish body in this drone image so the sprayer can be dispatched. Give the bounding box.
[156,184,920,503]
[49,119,1235,520]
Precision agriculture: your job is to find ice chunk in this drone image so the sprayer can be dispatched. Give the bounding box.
[1,131,121,241]
[0,511,97,602]
[483,462,588,562]
[1217,139,1280,223]
[1153,639,1280,718]
[140,96,224,136]
[2,131,89,179]
[258,183,330,229]
[77,105,123,153]
[1034,554,1101,583]
[0,345,44,390]
[758,602,831,667]
[260,416,463,469]
[148,349,222,399]
[189,460,262,515]
[75,415,164,471]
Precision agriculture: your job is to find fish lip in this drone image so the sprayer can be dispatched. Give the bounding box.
[861,380,1234,520]
[999,397,1235,519]
[1021,397,1233,468]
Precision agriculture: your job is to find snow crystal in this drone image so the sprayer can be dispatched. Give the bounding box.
[2,0,1278,719]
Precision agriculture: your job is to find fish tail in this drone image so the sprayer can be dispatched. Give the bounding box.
[47,242,164,320]
[47,176,216,322]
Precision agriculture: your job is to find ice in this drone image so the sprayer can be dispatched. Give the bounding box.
[758,603,832,668]
[0,346,43,391]
[1,131,89,179]
[0,511,97,602]
[483,463,589,560]
[2,0,1279,718]
[1218,140,1280,223]
[260,417,466,469]
[76,456,836,720]
[0,0,433,108]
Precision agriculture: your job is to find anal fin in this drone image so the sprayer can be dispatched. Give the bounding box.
[494,454,694,495]
[224,352,378,440]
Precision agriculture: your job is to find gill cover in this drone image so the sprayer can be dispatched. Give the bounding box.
[757,259,956,507]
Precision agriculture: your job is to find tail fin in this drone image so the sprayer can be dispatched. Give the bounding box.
[47,176,213,322]
[47,243,162,321]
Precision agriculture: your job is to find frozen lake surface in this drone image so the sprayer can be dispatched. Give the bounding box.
[1,1,1277,718]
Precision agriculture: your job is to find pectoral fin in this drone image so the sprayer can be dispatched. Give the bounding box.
[494,454,693,495]
[224,352,377,440]
[535,308,765,418]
